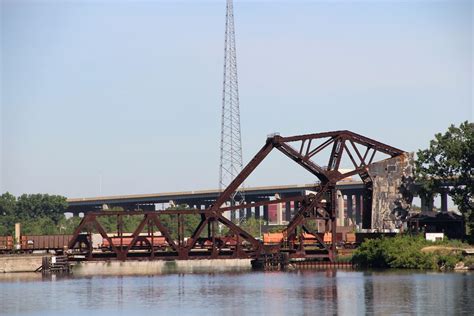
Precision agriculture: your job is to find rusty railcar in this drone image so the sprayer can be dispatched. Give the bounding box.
[20,235,73,253]
[0,236,14,252]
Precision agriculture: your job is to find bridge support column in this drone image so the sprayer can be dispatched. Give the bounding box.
[362,192,372,229]
[263,205,269,223]
[441,191,448,213]
[355,194,361,226]
[141,204,155,211]
[421,194,434,212]
[246,205,252,219]
[285,201,292,222]
[346,194,353,225]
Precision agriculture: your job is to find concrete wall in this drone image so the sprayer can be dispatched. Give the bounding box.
[73,259,252,276]
[0,254,46,273]
[368,152,414,230]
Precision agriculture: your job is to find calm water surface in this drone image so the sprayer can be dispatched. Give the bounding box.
[0,270,473,315]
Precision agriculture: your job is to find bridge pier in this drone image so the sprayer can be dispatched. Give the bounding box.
[421,194,434,212]
[285,200,292,222]
[246,205,252,219]
[255,205,261,219]
[263,204,269,223]
[355,194,361,226]
[362,193,372,229]
[441,190,448,213]
[346,194,353,225]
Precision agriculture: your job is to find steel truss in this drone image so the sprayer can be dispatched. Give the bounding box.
[69,130,405,261]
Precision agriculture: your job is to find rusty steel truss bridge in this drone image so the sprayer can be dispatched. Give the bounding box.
[68,130,405,263]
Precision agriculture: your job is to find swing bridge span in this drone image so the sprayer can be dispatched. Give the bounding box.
[67,130,407,264]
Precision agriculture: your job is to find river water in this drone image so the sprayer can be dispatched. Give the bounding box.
[0,270,473,315]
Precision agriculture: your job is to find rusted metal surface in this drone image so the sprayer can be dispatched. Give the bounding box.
[68,130,405,262]
[0,236,14,251]
[21,235,73,251]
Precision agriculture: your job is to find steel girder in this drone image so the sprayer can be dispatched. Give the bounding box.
[68,130,405,262]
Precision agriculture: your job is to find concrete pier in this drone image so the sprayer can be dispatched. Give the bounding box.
[72,259,252,276]
[0,254,47,273]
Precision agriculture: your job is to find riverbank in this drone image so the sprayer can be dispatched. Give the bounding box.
[3,236,473,274]
[352,235,474,271]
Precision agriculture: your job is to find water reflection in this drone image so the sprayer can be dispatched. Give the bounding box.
[0,270,472,315]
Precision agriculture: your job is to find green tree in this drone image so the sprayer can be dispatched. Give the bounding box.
[0,193,17,235]
[58,216,83,234]
[415,121,474,232]
[0,193,69,235]
[16,194,68,224]
[0,192,16,217]
[238,217,265,238]
[415,121,473,234]
[160,205,202,239]
[21,217,58,235]
[352,235,466,270]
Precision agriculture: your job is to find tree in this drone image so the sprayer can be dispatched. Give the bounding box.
[0,192,16,217]
[21,217,58,235]
[0,193,69,235]
[415,121,473,234]
[58,216,83,234]
[16,194,68,224]
[0,193,17,235]
[238,217,265,238]
[160,204,202,239]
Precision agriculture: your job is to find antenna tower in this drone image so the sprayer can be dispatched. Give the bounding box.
[219,0,244,219]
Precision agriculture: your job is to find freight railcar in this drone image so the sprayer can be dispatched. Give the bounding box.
[0,236,14,253]
[20,235,73,253]
[0,235,73,254]
[262,232,397,248]
[101,236,168,251]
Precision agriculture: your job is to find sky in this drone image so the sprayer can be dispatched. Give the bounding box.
[1,0,472,199]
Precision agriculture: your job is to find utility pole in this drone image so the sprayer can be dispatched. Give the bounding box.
[219,0,244,221]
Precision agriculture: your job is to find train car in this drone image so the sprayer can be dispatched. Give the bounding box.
[263,233,283,244]
[323,232,344,244]
[101,236,168,250]
[193,236,238,249]
[301,232,325,245]
[0,236,14,253]
[263,232,326,246]
[20,235,73,253]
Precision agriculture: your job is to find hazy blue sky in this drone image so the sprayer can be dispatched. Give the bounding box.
[1,0,472,198]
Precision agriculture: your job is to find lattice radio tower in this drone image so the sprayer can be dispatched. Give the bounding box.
[219,0,244,217]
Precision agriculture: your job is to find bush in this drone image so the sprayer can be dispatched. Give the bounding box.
[462,256,474,268]
[352,235,466,270]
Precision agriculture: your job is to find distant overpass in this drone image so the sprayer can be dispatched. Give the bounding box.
[67,181,366,223]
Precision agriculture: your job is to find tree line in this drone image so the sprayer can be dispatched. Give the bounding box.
[0,193,80,236]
